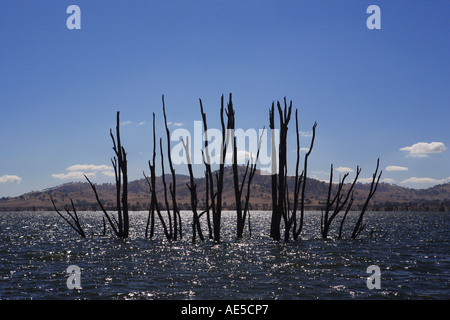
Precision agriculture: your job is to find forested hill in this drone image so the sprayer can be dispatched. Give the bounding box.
[1,166,449,212]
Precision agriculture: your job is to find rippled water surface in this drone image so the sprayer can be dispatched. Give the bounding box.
[0,211,448,299]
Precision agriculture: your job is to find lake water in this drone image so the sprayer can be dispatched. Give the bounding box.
[0,211,448,300]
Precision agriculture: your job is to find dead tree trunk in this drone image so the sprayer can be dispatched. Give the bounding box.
[204,168,213,239]
[145,185,155,238]
[291,110,303,240]
[269,103,278,239]
[351,158,382,239]
[159,137,173,239]
[85,111,129,238]
[145,113,157,238]
[144,113,171,240]
[268,98,317,242]
[111,111,129,238]
[199,94,230,243]
[241,161,255,238]
[85,175,119,237]
[226,96,244,239]
[182,136,204,243]
[200,99,214,240]
[238,131,264,239]
[293,121,317,240]
[162,95,182,240]
[214,94,231,243]
[269,99,292,241]
[50,196,86,238]
[338,193,354,239]
[321,164,361,239]
[144,163,171,240]
[225,95,263,239]
[278,100,292,242]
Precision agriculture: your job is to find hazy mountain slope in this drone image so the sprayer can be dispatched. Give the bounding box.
[1,166,449,211]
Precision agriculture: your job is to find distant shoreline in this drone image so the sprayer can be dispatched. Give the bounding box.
[2,167,450,213]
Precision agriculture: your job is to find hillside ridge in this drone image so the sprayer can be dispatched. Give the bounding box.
[1,166,449,211]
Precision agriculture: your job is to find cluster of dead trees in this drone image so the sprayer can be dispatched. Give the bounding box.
[266,99,382,241]
[143,94,263,243]
[51,94,382,242]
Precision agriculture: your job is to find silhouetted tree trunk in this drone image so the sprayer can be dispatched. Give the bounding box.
[268,98,317,242]
[293,121,317,240]
[200,99,214,240]
[269,103,278,239]
[215,94,231,243]
[145,113,157,238]
[269,99,292,241]
[225,95,264,239]
[85,175,119,237]
[199,94,231,243]
[85,111,129,238]
[145,192,155,238]
[238,133,263,239]
[320,164,360,239]
[162,95,182,240]
[159,137,173,238]
[338,193,354,239]
[182,136,204,243]
[204,168,213,239]
[227,96,244,238]
[111,111,129,238]
[351,158,382,239]
[144,113,171,240]
[50,196,85,238]
[290,110,303,240]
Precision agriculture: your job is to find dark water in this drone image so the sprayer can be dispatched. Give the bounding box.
[0,211,448,300]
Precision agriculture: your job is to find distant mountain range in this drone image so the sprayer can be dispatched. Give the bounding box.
[1,166,449,212]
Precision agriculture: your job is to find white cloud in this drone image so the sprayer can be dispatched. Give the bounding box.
[335,166,354,173]
[292,148,310,153]
[167,121,183,127]
[102,170,116,177]
[121,120,132,126]
[404,153,429,158]
[66,164,113,172]
[52,164,113,181]
[358,177,376,183]
[0,174,22,184]
[385,165,408,172]
[137,121,146,126]
[382,178,396,184]
[400,142,446,158]
[299,131,312,137]
[225,150,256,164]
[51,171,96,180]
[401,177,449,184]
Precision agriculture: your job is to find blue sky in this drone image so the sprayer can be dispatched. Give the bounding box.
[1,0,449,197]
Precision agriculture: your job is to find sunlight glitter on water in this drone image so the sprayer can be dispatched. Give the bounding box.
[0,211,449,299]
